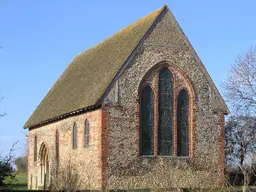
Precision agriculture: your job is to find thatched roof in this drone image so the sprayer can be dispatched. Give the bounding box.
[24,6,165,128]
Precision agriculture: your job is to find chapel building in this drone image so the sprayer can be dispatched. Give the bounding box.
[25,5,229,191]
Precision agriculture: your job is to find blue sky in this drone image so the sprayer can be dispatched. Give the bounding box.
[0,0,256,157]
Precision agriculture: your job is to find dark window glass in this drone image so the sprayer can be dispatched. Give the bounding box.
[158,68,173,156]
[34,136,37,161]
[85,120,89,148]
[73,123,78,149]
[56,130,59,161]
[140,86,154,155]
[177,89,189,156]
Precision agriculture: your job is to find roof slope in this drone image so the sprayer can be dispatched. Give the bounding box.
[24,6,165,128]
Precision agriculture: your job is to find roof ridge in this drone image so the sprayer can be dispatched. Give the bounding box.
[24,6,166,128]
[95,6,167,106]
[76,6,166,59]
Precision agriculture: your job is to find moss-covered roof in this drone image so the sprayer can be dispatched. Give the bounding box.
[24,6,165,128]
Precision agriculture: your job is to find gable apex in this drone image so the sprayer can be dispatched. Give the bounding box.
[103,5,229,114]
[24,6,167,129]
[164,6,229,114]
[137,6,229,114]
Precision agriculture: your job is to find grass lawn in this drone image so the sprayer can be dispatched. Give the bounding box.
[8,171,28,190]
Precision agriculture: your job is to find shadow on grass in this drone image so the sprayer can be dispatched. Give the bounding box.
[12,183,27,190]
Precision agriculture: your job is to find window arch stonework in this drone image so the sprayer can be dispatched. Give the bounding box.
[137,63,195,158]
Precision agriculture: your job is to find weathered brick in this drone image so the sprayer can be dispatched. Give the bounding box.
[28,110,101,190]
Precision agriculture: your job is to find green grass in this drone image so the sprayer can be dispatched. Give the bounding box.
[15,172,27,190]
[7,171,28,190]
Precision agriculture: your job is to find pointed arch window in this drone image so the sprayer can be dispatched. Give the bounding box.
[138,65,193,158]
[34,135,37,161]
[56,129,59,161]
[158,68,173,156]
[84,120,89,148]
[177,89,189,156]
[140,86,154,155]
[73,123,78,149]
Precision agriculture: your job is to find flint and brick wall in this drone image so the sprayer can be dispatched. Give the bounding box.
[102,11,225,191]
[27,109,102,190]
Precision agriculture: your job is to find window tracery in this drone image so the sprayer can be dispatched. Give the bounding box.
[139,65,193,157]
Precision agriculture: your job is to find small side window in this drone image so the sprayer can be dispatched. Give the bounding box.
[85,120,89,148]
[73,123,78,149]
[34,136,37,161]
[56,130,59,161]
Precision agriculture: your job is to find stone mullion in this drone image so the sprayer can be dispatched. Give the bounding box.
[173,72,177,156]
[154,74,159,156]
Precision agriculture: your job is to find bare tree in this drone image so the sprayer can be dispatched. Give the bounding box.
[223,47,256,115]
[120,156,231,191]
[225,116,256,189]
[168,159,232,192]
[223,47,256,191]
[225,116,256,166]
[49,158,83,192]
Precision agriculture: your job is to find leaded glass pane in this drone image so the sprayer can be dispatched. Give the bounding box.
[73,123,78,149]
[140,86,154,155]
[85,120,89,148]
[34,136,37,161]
[177,89,189,156]
[158,68,173,156]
